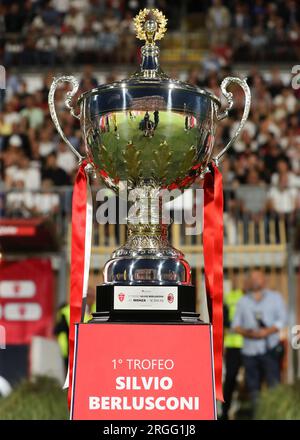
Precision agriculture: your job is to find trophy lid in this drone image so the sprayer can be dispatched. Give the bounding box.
[131,8,169,80]
[78,8,221,107]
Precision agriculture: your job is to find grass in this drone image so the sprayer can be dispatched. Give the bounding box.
[1,376,299,420]
[102,110,196,155]
[90,110,203,183]
[255,381,300,420]
[0,376,68,420]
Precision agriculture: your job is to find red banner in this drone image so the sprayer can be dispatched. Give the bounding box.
[0,259,54,345]
[72,323,216,420]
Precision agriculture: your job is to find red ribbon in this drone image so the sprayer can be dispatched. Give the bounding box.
[68,161,88,408]
[203,163,224,402]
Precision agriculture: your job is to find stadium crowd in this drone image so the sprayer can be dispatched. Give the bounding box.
[0,0,299,241]
[0,0,299,66]
[1,63,300,227]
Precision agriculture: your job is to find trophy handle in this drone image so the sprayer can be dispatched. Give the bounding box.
[48,75,84,162]
[212,76,251,166]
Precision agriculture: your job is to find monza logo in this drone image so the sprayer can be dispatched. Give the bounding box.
[118,293,125,302]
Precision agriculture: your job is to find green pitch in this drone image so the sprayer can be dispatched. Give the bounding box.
[90,110,204,182]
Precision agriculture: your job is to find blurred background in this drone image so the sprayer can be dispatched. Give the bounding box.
[0,0,300,420]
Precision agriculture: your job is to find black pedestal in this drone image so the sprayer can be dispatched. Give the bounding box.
[91,284,201,323]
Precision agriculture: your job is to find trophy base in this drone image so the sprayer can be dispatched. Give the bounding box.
[91,284,201,323]
[90,310,201,323]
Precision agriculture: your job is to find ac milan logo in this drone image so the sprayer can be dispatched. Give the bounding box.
[118,293,125,302]
[167,293,174,304]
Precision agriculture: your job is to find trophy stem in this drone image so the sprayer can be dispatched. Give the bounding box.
[127,183,162,226]
[103,185,191,285]
[128,223,168,240]
[125,186,171,252]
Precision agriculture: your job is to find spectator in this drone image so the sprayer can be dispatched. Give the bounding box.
[267,174,299,216]
[76,27,97,63]
[63,123,81,151]
[86,14,103,34]
[42,153,71,186]
[80,65,98,89]
[98,24,119,63]
[231,129,257,154]
[3,101,22,127]
[3,124,32,158]
[4,3,26,33]
[63,6,85,34]
[6,134,23,151]
[4,36,23,67]
[52,0,71,19]
[283,0,300,26]
[271,158,300,188]
[268,67,284,97]
[0,112,12,136]
[40,1,62,27]
[20,96,44,130]
[262,134,287,182]
[5,70,21,99]
[5,152,41,191]
[36,28,58,65]
[102,9,120,32]
[249,26,268,59]
[56,140,77,175]
[207,0,231,45]
[252,0,267,23]
[21,35,38,66]
[54,286,96,370]
[38,128,56,158]
[221,285,244,420]
[59,26,78,63]
[5,180,34,218]
[0,4,5,35]
[118,12,136,64]
[233,270,287,417]
[235,169,267,217]
[232,2,250,32]
[32,179,60,216]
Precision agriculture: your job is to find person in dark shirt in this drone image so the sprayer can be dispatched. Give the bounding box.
[4,3,26,33]
[80,65,98,91]
[153,110,159,129]
[40,2,61,27]
[42,152,71,186]
[144,111,150,130]
[262,134,288,183]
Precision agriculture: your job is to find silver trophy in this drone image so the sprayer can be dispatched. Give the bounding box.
[49,8,251,321]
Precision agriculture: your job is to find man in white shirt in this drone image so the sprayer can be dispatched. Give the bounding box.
[63,6,85,33]
[20,96,44,129]
[59,25,78,63]
[268,173,299,214]
[271,158,300,189]
[6,153,41,191]
[56,140,76,175]
[233,270,287,416]
[33,179,60,216]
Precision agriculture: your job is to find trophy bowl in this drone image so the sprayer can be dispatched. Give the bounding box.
[80,78,220,192]
[49,8,250,320]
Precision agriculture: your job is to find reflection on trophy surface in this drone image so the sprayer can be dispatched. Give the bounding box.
[49,8,251,320]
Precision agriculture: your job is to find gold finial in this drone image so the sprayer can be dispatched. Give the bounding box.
[133,8,167,45]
